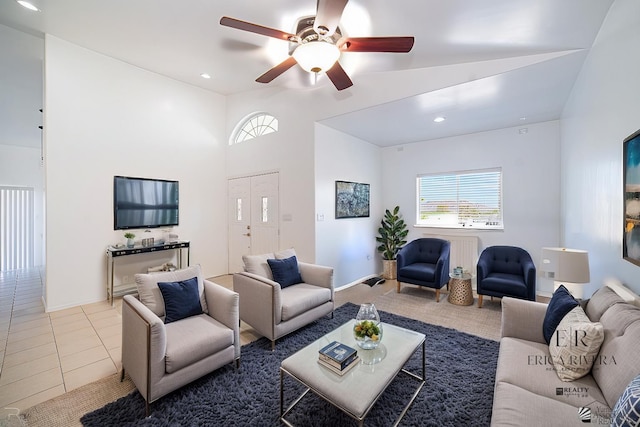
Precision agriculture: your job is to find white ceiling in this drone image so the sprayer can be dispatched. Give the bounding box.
[0,0,614,148]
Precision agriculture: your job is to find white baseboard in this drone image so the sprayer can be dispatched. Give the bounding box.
[336,274,381,291]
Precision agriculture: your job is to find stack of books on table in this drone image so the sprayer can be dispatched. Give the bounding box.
[318,341,360,376]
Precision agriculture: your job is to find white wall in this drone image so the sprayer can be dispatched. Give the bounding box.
[43,36,227,311]
[314,124,382,287]
[561,0,640,296]
[380,121,562,295]
[223,55,555,265]
[225,98,317,262]
[0,145,45,267]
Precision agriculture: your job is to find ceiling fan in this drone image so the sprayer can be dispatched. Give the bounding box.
[220,0,415,91]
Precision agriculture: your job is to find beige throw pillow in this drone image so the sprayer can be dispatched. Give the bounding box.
[242,253,275,279]
[242,248,298,280]
[549,305,604,381]
[135,264,208,317]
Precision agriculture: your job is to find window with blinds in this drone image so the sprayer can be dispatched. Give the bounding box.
[416,168,503,229]
[1,186,35,271]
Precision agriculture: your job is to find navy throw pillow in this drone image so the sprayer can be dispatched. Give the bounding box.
[157,276,203,324]
[542,285,579,344]
[267,255,303,288]
[611,374,640,427]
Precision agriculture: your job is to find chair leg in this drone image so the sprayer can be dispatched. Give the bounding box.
[235,358,240,369]
[120,368,125,382]
[397,281,401,293]
[271,340,276,351]
[145,401,150,417]
[434,288,440,302]
[478,294,483,308]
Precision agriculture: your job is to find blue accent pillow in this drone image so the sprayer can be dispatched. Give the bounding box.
[157,276,203,324]
[542,285,579,344]
[267,255,303,288]
[611,374,640,427]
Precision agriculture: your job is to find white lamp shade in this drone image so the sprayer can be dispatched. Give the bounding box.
[540,247,590,284]
[292,41,340,74]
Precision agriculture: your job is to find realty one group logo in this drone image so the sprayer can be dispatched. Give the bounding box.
[556,386,590,399]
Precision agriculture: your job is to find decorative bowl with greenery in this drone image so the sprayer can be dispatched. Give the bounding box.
[353,319,383,350]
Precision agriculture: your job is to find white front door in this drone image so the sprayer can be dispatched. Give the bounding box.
[227,172,280,273]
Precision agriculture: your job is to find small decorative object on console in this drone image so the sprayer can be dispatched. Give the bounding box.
[354,303,383,349]
[124,232,135,248]
[141,237,155,247]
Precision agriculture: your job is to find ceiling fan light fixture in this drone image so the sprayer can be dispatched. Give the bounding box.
[16,0,39,11]
[292,41,340,74]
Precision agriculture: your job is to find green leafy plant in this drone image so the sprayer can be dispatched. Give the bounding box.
[124,232,135,239]
[354,320,381,342]
[376,206,409,260]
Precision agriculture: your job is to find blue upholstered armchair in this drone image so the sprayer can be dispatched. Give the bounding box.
[396,238,450,302]
[476,246,536,308]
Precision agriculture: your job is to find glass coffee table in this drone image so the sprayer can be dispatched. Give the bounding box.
[280,321,425,426]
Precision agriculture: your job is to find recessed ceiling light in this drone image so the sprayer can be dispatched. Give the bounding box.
[520,116,527,121]
[200,73,211,79]
[16,0,39,11]
[434,116,446,123]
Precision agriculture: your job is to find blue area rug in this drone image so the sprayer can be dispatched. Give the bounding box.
[81,303,499,426]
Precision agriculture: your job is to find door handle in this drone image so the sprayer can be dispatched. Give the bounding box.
[243,233,251,237]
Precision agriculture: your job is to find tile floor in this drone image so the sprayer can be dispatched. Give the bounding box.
[0,268,251,417]
[0,269,123,415]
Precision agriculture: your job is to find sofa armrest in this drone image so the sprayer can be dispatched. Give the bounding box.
[500,297,548,344]
[122,295,167,401]
[477,257,490,282]
[204,280,240,359]
[233,272,281,338]
[298,262,333,290]
[434,249,450,287]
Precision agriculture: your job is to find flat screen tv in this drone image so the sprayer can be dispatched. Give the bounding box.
[113,176,179,230]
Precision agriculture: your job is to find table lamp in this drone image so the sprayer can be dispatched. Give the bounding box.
[540,247,590,299]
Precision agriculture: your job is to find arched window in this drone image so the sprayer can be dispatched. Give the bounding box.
[230,112,278,144]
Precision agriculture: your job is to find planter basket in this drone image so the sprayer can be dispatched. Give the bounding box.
[382,260,397,280]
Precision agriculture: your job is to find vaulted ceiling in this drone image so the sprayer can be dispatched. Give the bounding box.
[0,0,614,148]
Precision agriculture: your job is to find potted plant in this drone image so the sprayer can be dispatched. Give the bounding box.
[376,206,409,279]
[124,232,135,248]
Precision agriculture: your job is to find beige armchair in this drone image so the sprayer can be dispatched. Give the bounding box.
[233,250,334,349]
[121,265,240,416]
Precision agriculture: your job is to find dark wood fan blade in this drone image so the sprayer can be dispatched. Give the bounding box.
[256,57,298,83]
[220,16,295,41]
[341,36,415,53]
[326,61,353,91]
[314,0,348,36]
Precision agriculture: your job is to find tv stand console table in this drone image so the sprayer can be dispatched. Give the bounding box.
[105,241,190,305]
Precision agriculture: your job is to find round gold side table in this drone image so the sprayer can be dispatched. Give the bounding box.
[448,273,474,306]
